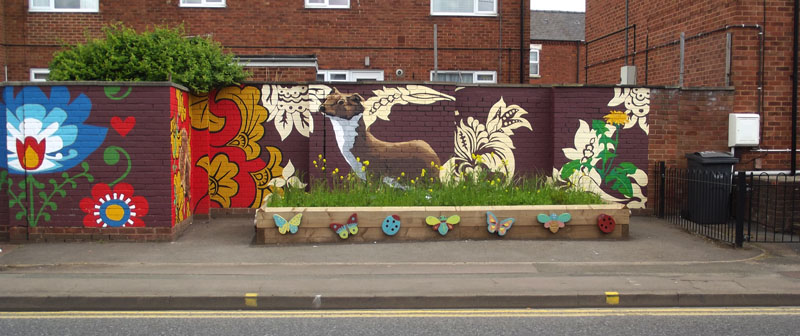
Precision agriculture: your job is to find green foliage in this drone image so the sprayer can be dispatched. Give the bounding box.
[267,168,605,208]
[48,24,248,93]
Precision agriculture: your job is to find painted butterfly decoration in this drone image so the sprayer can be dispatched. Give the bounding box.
[426,215,460,236]
[537,213,571,234]
[486,211,514,236]
[273,213,302,235]
[330,213,359,239]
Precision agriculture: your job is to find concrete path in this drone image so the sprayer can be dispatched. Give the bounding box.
[1,216,799,310]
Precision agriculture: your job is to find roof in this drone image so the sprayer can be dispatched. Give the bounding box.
[530,10,585,41]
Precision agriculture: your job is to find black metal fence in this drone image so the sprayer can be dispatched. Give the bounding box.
[656,162,800,247]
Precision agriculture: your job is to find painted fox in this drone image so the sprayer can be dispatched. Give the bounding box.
[319,88,441,179]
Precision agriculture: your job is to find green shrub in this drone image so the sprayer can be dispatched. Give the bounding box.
[48,24,248,93]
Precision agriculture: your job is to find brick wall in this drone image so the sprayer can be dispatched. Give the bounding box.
[529,40,582,84]
[1,82,735,241]
[1,83,180,242]
[3,0,530,84]
[586,0,799,171]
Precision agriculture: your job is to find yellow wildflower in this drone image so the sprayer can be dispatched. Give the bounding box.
[361,166,366,172]
[430,161,436,167]
[401,172,405,177]
[428,189,433,193]
[411,180,416,184]
[318,154,323,159]
[323,158,327,163]
[363,160,370,166]
[603,110,628,126]
[421,168,426,177]
[321,166,326,171]
[340,176,344,180]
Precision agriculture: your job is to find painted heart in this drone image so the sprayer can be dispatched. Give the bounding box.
[111,116,136,137]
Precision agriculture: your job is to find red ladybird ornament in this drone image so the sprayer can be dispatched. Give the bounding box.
[597,214,616,234]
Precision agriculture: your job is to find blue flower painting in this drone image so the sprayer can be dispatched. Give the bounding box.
[1,86,107,174]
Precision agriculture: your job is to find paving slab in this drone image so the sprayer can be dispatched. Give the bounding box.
[0,216,799,310]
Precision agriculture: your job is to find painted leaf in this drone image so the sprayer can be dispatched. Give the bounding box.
[617,162,638,174]
[261,85,331,140]
[362,85,455,128]
[597,149,617,162]
[560,159,581,181]
[606,167,634,198]
[591,119,609,136]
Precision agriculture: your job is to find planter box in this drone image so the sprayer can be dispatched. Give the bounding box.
[255,204,628,244]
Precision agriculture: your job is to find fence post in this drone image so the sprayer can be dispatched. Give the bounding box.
[659,161,666,218]
[735,171,746,247]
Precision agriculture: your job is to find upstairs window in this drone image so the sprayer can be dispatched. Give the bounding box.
[306,0,350,9]
[317,70,384,82]
[430,71,496,84]
[530,44,541,77]
[29,0,99,12]
[180,0,226,8]
[30,68,50,82]
[431,0,496,16]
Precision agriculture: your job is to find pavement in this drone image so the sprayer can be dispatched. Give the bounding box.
[1,215,799,311]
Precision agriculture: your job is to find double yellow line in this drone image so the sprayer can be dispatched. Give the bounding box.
[2,308,800,319]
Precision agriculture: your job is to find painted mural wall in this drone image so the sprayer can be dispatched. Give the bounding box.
[0,83,650,239]
[1,84,178,234]
[189,84,650,213]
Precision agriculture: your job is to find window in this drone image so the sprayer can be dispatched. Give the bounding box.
[317,70,384,82]
[306,0,349,9]
[29,0,98,12]
[530,44,541,77]
[430,71,496,84]
[431,0,496,16]
[30,68,50,82]
[180,0,226,8]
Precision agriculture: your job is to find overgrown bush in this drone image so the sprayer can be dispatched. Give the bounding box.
[48,24,248,93]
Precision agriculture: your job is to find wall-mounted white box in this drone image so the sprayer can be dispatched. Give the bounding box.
[728,113,760,147]
[620,66,636,85]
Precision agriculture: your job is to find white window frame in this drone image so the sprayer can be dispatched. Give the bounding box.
[179,0,226,8]
[305,0,350,9]
[431,0,497,16]
[530,44,541,77]
[429,70,497,84]
[317,70,384,82]
[29,0,99,13]
[30,68,50,82]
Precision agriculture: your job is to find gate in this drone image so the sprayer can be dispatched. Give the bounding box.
[656,162,800,247]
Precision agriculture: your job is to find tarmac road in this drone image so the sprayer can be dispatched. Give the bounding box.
[1,308,800,336]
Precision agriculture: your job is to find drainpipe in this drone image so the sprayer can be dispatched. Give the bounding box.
[792,0,798,175]
[519,0,525,83]
[625,0,629,65]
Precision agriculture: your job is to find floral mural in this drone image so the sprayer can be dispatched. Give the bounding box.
[3,86,106,174]
[0,83,653,238]
[171,89,192,224]
[552,88,650,209]
[0,85,169,230]
[190,85,305,211]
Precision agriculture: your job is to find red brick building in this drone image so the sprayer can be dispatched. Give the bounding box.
[585,0,799,172]
[1,0,531,85]
[529,10,584,84]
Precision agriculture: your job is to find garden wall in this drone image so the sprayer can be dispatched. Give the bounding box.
[1,81,735,242]
[0,83,191,241]
[190,83,652,217]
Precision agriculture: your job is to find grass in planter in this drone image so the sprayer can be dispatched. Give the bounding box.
[266,161,605,207]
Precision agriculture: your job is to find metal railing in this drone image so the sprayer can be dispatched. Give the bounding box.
[656,162,799,247]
